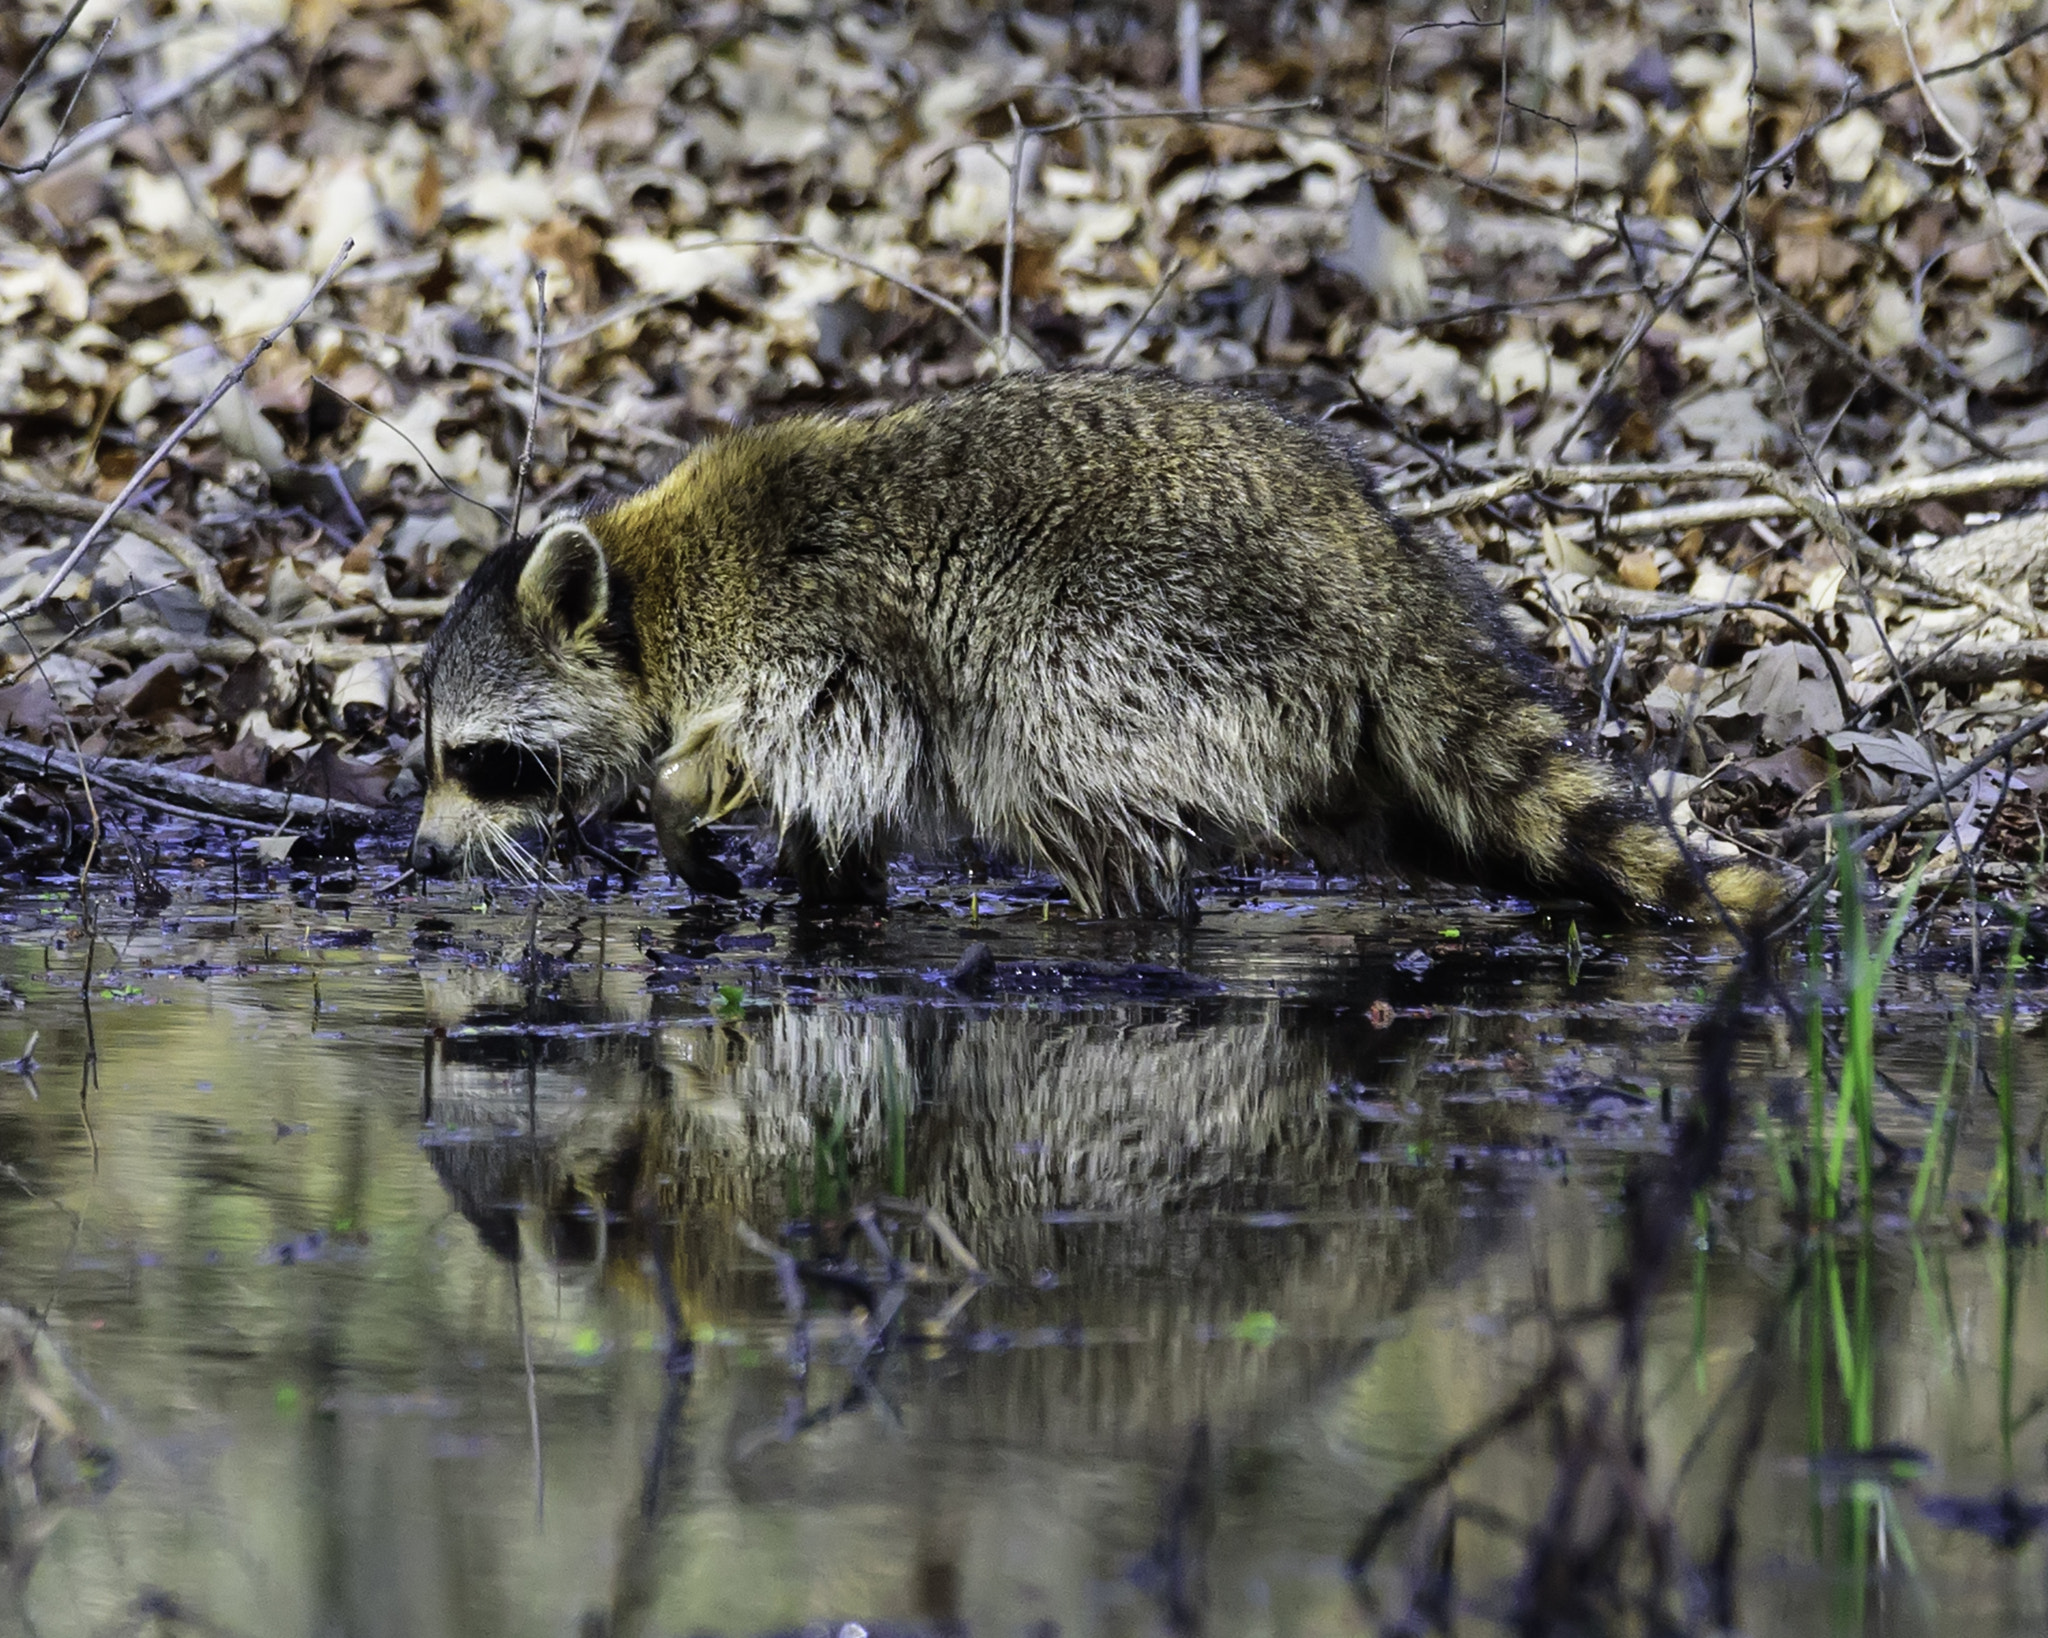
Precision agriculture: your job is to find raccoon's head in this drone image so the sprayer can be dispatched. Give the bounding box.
[413,519,661,879]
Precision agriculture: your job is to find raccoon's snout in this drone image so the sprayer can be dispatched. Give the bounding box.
[411,831,465,878]
[412,785,556,880]
[411,818,555,879]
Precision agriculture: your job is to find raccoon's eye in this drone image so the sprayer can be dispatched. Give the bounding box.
[444,740,561,803]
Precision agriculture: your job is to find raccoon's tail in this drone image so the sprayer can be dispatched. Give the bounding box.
[1366,681,1781,924]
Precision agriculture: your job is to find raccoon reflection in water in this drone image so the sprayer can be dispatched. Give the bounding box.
[419,991,1529,1455]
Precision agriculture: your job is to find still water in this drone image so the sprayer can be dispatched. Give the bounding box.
[1,845,2044,1637]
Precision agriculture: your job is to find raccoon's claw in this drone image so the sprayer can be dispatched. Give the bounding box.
[663,826,744,899]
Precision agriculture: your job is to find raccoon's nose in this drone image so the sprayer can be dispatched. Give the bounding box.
[411,833,463,877]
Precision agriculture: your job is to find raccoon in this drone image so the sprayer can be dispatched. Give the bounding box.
[412,370,1778,921]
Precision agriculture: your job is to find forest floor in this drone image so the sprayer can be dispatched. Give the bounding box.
[1,0,2046,925]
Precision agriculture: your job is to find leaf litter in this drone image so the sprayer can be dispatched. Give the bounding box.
[0,0,2043,913]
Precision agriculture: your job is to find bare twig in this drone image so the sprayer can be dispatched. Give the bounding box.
[509,1263,545,1524]
[510,268,549,540]
[544,235,1042,365]
[313,377,514,525]
[1349,1354,1575,1578]
[1618,598,1858,722]
[1399,457,1822,519]
[1774,705,2048,925]
[1177,0,1204,108]
[0,26,281,200]
[1550,201,1741,456]
[934,93,1322,163]
[88,624,422,668]
[554,0,635,176]
[0,0,91,138]
[1571,460,2047,537]
[735,1220,809,1375]
[11,242,352,622]
[1887,0,2048,308]
[998,103,1026,373]
[1749,269,2006,463]
[1403,457,2048,633]
[0,12,114,180]
[1101,254,1187,368]
[278,597,450,633]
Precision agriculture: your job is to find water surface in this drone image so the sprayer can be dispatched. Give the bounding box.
[2,848,2044,1636]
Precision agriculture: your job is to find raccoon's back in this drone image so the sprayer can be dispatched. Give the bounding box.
[773,372,1409,670]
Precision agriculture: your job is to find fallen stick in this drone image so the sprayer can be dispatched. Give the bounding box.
[1605,462,2048,538]
[0,737,382,828]
[1409,459,2046,634]
[1399,458,2048,530]
[1885,639,2048,688]
[1561,582,2048,687]
[277,599,449,634]
[1775,805,1907,844]
[85,625,423,668]
[0,480,272,643]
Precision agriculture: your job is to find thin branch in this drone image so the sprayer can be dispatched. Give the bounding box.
[554,0,635,176]
[998,103,1025,373]
[1101,254,1187,368]
[1887,0,2048,308]
[11,240,353,622]
[1401,456,2048,527]
[313,376,512,525]
[931,93,1323,165]
[0,0,90,136]
[1549,196,1742,456]
[544,234,1041,365]
[1616,598,1858,723]
[0,26,280,199]
[1750,268,2006,462]
[1402,457,2048,632]
[1,13,115,179]
[510,268,549,540]
[88,624,423,668]
[1773,705,2048,927]
[1348,1354,1575,1578]
[1604,461,2048,536]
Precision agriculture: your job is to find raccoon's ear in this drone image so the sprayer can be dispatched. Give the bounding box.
[517,520,610,641]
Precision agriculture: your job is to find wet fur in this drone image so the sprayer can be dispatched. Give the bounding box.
[415,371,1777,921]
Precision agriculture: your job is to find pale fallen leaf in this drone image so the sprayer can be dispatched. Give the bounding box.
[1326,181,1428,323]
[1355,328,1476,421]
[1817,111,1886,183]
[1484,337,1576,404]
[605,233,754,299]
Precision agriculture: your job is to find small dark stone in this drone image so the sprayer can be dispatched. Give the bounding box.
[948,940,996,992]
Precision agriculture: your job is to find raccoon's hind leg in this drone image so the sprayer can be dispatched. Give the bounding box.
[777,816,889,911]
[1031,824,1198,920]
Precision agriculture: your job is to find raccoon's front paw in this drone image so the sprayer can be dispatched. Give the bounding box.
[650,740,753,896]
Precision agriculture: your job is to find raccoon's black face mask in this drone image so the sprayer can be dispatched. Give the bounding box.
[412,521,658,879]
